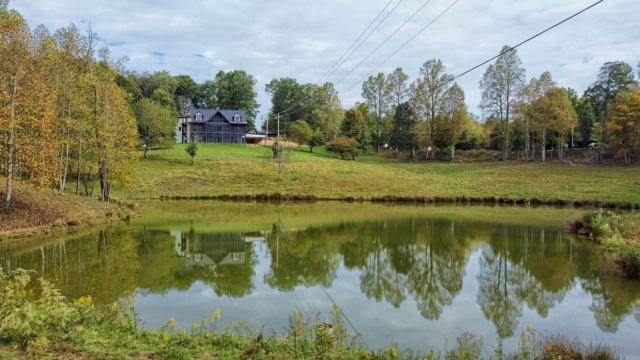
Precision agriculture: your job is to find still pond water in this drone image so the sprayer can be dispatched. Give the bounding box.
[2,202,640,357]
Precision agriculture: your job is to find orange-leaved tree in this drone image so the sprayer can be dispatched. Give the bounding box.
[608,87,640,164]
[0,7,57,209]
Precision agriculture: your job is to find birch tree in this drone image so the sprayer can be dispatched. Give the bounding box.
[530,88,577,161]
[361,73,388,151]
[1,8,57,208]
[93,64,137,201]
[411,59,454,153]
[385,67,409,109]
[480,45,525,160]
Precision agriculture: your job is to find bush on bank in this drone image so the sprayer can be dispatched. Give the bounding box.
[572,210,640,279]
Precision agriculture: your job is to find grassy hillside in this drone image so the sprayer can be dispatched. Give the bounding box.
[117,143,640,205]
[0,179,124,240]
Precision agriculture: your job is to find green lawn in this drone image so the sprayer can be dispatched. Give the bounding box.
[117,143,640,205]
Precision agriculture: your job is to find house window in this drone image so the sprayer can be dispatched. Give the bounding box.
[233,114,240,122]
[195,112,203,121]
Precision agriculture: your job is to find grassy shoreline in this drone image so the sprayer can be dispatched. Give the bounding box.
[3,142,640,246]
[0,268,622,360]
[571,210,640,278]
[117,144,640,206]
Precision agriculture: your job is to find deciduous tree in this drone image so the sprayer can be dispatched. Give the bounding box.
[185,136,198,165]
[326,136,359,160]
[432,84,468,160]
[209,70,258,131]
[517,71,555,159]
[411,59,454,153]
[361,73,388,151]
[480,46,525,160]
[1,8,57,208]
[92,64,137,201]
[135,98,175,158]
[530,88,577,161]
[288,119,313,149]
[341,107,369,151]
[608,87,640,164]
[385,67,409,109]
[584,61,637,146]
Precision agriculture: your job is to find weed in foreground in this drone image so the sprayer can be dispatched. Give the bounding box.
[0,268,626,359]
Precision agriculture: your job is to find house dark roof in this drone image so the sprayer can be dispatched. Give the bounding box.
[186,108,248,125]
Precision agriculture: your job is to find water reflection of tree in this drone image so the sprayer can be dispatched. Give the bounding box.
[1,227,141,304]
[345,218,469,319]
[264,222,340,291]
[477,244,523,338]
[360,243,407,307]
[476,226,577,338]
[568,238,640,332]
[405,220,467,320]
[581,276,640,332]
[136,229,183,291]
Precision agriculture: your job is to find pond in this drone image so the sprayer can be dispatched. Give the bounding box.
[2,202,639,358]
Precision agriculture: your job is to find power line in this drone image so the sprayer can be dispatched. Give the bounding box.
[333,0,436,87]
[320,287,370,350]
[317,0,398,85]
[277,1,405,118]
[278,0,603,122]
[453,0,605,80]
[278,0,437,118]
[341,0,460,94]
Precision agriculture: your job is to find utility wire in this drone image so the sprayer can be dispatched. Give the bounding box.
[279,0,602,120]
[453,0,605,80]
[278,0,404,117]
[320,287,370,350]
[333,0,436,87]
[278,0,435,118]
[317,0,398,84]
[341,0,460,94]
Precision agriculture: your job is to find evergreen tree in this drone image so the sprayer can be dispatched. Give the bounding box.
[389,102,418,160]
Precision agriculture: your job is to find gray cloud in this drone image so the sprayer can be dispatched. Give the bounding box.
[12,0,640,123]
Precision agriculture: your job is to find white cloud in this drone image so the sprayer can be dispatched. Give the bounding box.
[11,0,640,122]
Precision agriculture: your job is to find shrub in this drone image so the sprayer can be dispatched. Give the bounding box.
[573,210,624,241]
[540,336,620,360]
[572,211,640,279]
[0,268,76,354]
[326,137,359,160]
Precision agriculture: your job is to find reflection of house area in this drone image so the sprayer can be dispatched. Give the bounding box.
[171,230,265,268]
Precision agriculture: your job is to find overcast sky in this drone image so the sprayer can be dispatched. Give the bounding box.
[12,0,640,125]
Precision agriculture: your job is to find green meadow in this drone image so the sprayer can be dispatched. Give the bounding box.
[118,143,640,205]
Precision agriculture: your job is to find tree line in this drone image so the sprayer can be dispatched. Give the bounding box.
[0,4,137,208]
[274,48,639,164]
[0,2,261,209]
[2,0,640,209]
